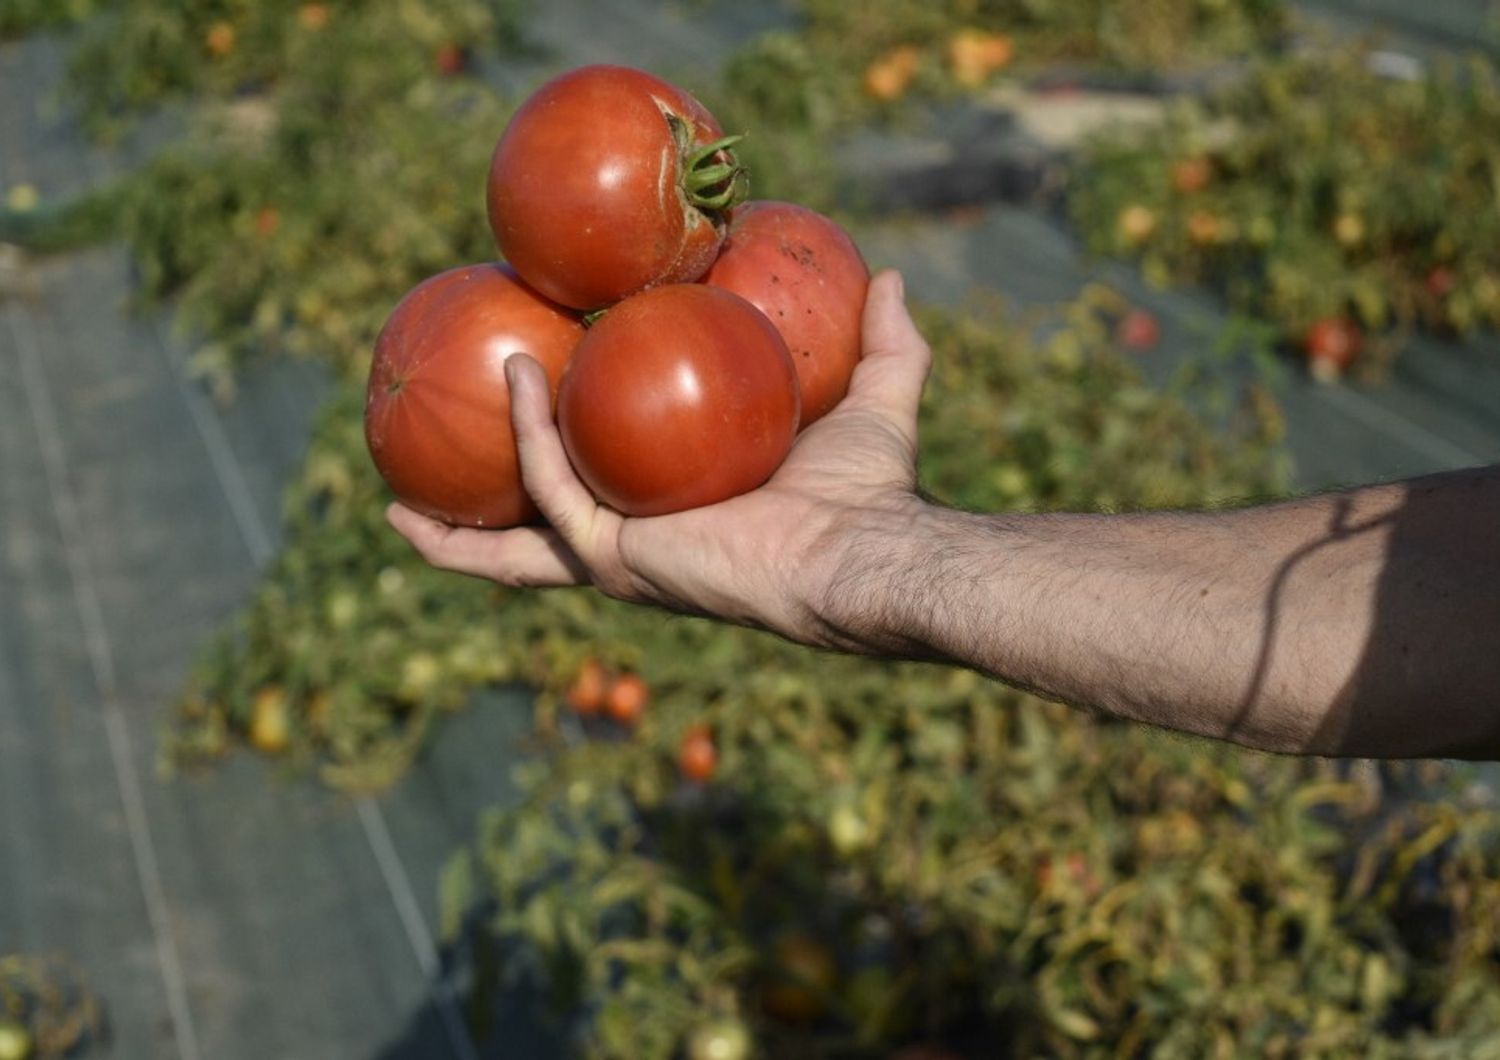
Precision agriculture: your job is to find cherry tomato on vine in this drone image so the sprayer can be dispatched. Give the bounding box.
[487,65,745,310]
[365,264,584,528]
[558,285,799,516]
[702,201,869,426]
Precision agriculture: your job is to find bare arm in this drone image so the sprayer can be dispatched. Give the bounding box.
[389,271,1500,760]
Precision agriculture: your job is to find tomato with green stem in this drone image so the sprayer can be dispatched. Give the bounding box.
[487,65,746,310]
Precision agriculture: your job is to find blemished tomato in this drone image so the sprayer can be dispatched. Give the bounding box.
[365,263,584,528]
[604,673,650,727]
[487,65,744,310]
[1304,316,1362,383]
[678,724,717,783]
[702,201,869,426]
[558,285,799,516]
[565,659,608,716]
[762,934,838,1024]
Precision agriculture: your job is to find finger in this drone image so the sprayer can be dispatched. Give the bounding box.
[386,503,589,587]
[505,354,600,545]
[843,269,933,433]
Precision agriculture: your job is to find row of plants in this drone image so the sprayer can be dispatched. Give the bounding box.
[1071,45,1500,378]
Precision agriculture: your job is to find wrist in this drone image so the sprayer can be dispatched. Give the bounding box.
[802,496,958,657]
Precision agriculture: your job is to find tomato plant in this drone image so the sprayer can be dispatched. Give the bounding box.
[702,201,869,426]
[365,263,583,528]
[558,285,799,516]
[487,65,746,310]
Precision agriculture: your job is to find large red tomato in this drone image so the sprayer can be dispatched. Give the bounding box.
[487,65,744,311]
[701,201,870,426]
[365,263,584,528]
[557,285,799,517]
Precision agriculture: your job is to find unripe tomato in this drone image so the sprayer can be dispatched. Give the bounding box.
[0,1021,31,1060]
[687,1019,751,1060]
[487,65,743,310]
[762,933,838,1024]
[1116,204,1156,245]
[558,285,799,516]
[365,263,584,528]
[1333,213,1366,248]
[566,659,608,716]
[679,724,717,783]
[1304,317,1362,383]
[603,673,649,727]
[249,686,290,755]
[702,201,869,426]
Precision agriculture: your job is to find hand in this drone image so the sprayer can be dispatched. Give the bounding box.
[386,269,933,648]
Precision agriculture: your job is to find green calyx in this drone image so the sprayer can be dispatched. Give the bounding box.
[668,114,748,214]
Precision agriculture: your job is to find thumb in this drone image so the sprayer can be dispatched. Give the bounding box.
[842,270,933,438]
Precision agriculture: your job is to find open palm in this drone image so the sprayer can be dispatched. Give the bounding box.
[387,270,932,645]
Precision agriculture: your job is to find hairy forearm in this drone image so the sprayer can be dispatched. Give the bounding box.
[815,468,1500,759]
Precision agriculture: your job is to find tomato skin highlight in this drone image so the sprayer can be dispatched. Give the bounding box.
[558,285,800,517]
[702,201,870,426]
[487,65,732,310]
[365,263,584,528]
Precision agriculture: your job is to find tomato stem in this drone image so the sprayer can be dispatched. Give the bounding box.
[668,115,748,214]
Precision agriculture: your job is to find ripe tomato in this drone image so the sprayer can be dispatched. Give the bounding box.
[702,201,869,427]
[678,724,717,783]
[1304,317,1362,382]
[1426,265,1457,299]
[558,285,799,516]
[254,206,280,239]
[434,43,468,77]
[604,673,649,727]
[1116,204,1156,245]
[1115,308,1161,352]
[1171,157,1212,195]
[948,29,1013,89]
[566,659,608,716]
[762,934,838,1024]
[487,65,743,310]
[297,3,330,30]
[205,21,236,57]
[365,263,584,528]
[863,45,921,101]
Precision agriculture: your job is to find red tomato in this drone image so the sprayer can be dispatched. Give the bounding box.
[701,201,869,426]
[1171,156,1212,194]
[1115,307,1161,352]
[678,724,717,783]
[1426,265,1457,299]
[434,43,468,77]
[558,285,799,516]
[487,65,743,310]
[565,659,608,715]
[1303,316,1362,382]
[365,264,584,528]
[604,673,649,727]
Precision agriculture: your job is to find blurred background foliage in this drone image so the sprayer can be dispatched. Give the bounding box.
[2,0,1500,1056]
